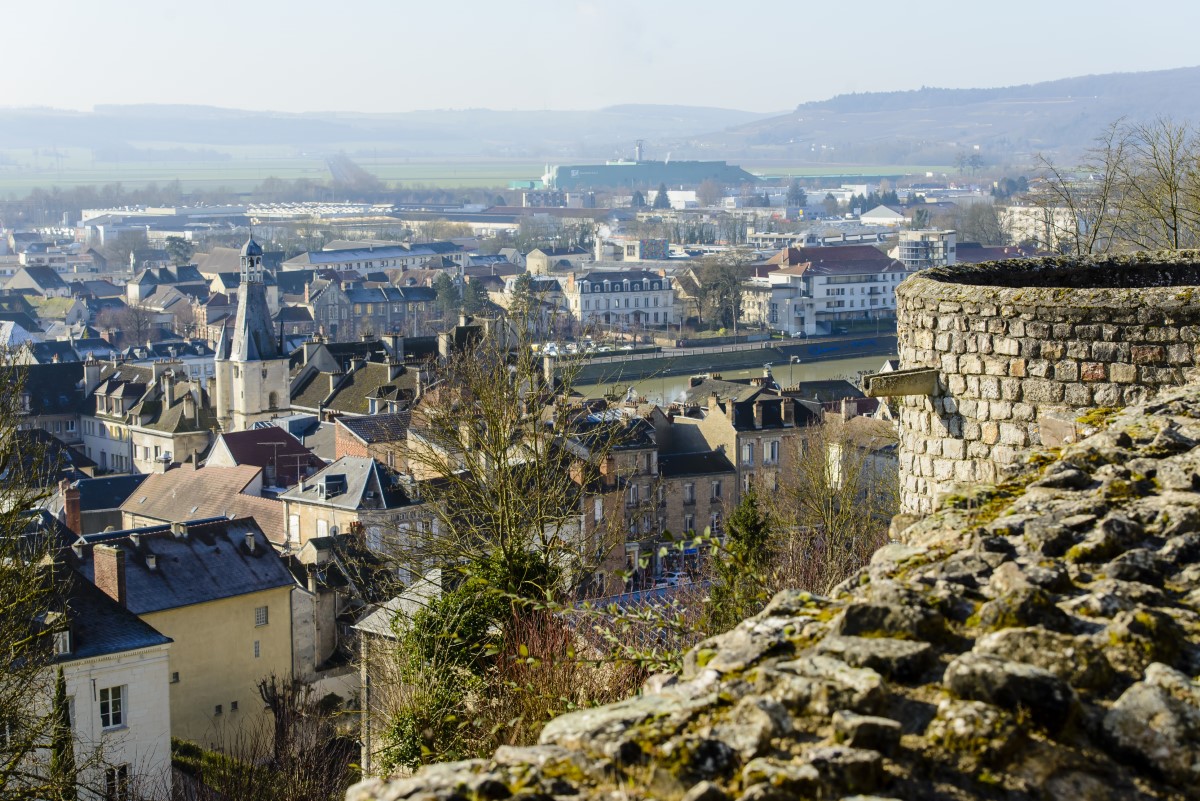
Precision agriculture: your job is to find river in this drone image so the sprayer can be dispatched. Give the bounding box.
[574,354,891,406]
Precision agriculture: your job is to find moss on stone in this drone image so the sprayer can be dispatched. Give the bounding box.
[1076,407,1120,429]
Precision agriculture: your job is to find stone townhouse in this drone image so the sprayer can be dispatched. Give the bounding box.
[562,269,675,330]
[677,373,799,494]
[278,456,434,580]
[562,403,739,590]
[752,246,909,336]
[52,564,174,799]
[69,517,295,748]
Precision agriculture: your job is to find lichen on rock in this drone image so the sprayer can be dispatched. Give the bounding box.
[349,386,1200,801]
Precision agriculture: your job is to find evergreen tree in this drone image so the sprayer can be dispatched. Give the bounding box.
[704,488,772,634]
[652,183,671,210]
[50,666,76,801]
[433,272,461,319]
[630,190,645,208]
[786,179,807,208]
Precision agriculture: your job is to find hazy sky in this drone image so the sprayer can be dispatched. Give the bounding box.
[7,0,1198,113]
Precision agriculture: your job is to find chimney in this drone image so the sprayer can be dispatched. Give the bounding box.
[783,398,795,426]
[458,313,469,327]
[726,397,736,424]
[94,544,126,607]
[306,565,319,594]
[385,333,405,361]
[708,391,720,413]
[146,553,157,571]
[182,389,197,423]
[753,402,763,429]
[171,521,188,539]
[61,480,82,535]
[329,372,342,395]
[842,397,856,420]
[303,340,319,365]
[245,532,257,553]
[83,356,103,394]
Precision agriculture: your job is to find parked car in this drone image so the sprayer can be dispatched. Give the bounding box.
[659,571,690,587]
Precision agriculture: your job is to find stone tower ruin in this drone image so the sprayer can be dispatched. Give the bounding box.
[873,251,1200,513]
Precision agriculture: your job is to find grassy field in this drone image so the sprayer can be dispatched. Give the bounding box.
[0,145,951,197]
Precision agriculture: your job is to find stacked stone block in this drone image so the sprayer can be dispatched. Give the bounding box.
[896,251,1200,513]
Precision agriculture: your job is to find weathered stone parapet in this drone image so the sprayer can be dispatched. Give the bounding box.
[895,250,1200,514]
[349,387,1200,801]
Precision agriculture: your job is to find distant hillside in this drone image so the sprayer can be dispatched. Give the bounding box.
[684,66,1200,165]
[0,104,777,161]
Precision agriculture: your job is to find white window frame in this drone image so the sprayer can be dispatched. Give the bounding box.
[99,685,124,729]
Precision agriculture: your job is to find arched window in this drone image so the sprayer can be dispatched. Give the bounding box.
[268,392,279,409]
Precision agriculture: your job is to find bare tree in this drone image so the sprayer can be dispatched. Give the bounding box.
[97,302,158,347]
[1113,117,1200,250]
[0,361,114,801]
[1035,117,1200,254]
[398,313,627,595]
[766,417,898,595]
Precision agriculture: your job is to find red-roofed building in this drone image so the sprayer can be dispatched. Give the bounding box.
[206,426,324,490]
[743,246,908,336]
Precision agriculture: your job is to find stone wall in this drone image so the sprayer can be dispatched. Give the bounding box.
[895,251,1200,514]
[348,387,1200,801]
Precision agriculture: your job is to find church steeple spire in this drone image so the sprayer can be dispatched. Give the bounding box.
[240,233,264,284]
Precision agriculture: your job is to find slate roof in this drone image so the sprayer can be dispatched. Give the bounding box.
[274,306,314,324]
[0,311,44,332]
[336,412,412,445]
[325,363,418,415]
[353,568,444,638]
[577,269,664,283]
[780,379,865,403]
[8,429,96,485]
[27,340,80,364]
[658,451,737,477]
[73,517,293,614]
[70,279,123,298]
[15,266,69,290]
[74,474,150,511]
[57,566,172,662]
[12,362,85,415]
[274,269,315,295]
[278,456,414,511]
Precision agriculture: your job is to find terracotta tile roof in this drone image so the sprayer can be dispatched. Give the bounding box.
[118,464,287,543]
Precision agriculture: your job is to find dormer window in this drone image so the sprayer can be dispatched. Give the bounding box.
[53,630,71,656]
